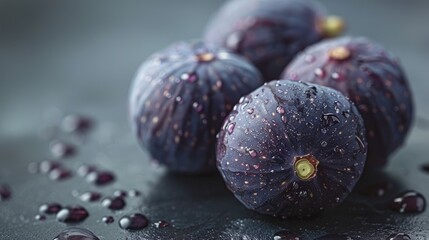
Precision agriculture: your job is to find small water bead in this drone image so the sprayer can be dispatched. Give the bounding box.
[128,189,141,197]
[50,141,76,159]
[321,141,327,147]
[305,54,315,63]
[314,68,326,78]
[390,191,426,214]
[247,108,254,114]
[0,185,11,201]
[247,149,257,158]
[192,102,204,113]
[276,106,285,114]
[386,233,411,240]
[118,213,149,231]
[180,73,198,83]
[56,206,89,223]
[153,220,169,228]
[35,214,46,221]
[322,113,341,127]
[61,115,94,134]
[53,228,99,240]
[79,192,102,202]
[226,122,236,134]
[102,197,126,211]
[86,171,115,186]
[39,160,62,174]
[39,203,62,214]
[102,216,114,224]
[113,190,127,198]
[49,168,73,181]
[272,230,301,240]
[77,165,97,177]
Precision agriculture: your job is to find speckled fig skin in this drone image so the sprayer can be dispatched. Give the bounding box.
[216,80,367,218]
[129,41,263,173]
[282,36,414,168]
[204,0,343,81]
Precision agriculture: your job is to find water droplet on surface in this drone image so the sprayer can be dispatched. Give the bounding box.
[226,122,235,134]
[102,197,126,211]
[56,206,89,223]
[180,73,198,83]
[390,191,426,214]
[113,190,127,198]
[314,68,325,78]
[0,185,11,201]
[247,108,254,114]
[421,163,429,174]
[50,141,76,159]
[276,106,285,114]
[53,227,99,240]
[79,192,102,202]
[61,115,93,134]
[321,141,327,147]
[49,168,73,181]
[273,230,301,240]
[77,165,97,177]
[305,54,315,63]
[102,216,114,224]
[314,234,353,240]
[35,214,46,221]
[192,102,204,113]
[39,203,62,214]
[342,111,350,118]
[247,149,257,158]
[386,233,411,240]
[128,189,141,197]
[321,113,340,127]
[86,171,115,186]
[153,220,169,228]
[118,213,149,231]
[39,160,62,174]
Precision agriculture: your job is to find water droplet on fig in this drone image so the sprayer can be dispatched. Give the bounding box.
[321,141,327,147]
[390,191,426,214]
[314,68,325,78]
[273,230,302,240]
[56,206,89,223]
[322,113,340,127]
[154,220,169,228]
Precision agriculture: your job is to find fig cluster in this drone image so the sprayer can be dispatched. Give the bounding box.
[130,0,414,218]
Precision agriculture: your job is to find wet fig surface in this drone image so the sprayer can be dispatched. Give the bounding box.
[217,80,367,218]
[129,41,263,173]
[204,0,344,81]
[283,36,414,168]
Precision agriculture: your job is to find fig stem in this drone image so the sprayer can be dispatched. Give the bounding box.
[321,15,345,38]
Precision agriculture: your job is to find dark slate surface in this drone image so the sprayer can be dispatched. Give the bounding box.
[0,0,428,239]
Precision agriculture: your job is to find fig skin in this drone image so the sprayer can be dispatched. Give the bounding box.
[204,0,343,81]
[216,80,367,218]
[129,41,263,173]
[282,36,414,168]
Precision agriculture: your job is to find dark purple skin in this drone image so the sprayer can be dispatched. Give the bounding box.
[204,0,329,81]
[129,41,263,173]
[216,80,367,218]
[283,36,414,168]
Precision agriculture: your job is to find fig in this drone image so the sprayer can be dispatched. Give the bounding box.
[283,36,414,168]
[130,41,263,173]
[204,0,344,81]
[216,80,367,218]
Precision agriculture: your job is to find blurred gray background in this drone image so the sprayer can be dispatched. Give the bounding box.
[0,0,429,239]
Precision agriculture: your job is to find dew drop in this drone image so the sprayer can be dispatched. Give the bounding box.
[102,216,114,224]
[153,220,169,228]
[273,230,302,240]
[79,192,102,202]
[0,185,11,201]
[314,68,325,78]
[101,197,126,211]
[226,122,236,134]
[39,203,62,215]
[119,213,149,231]
[390,191,426,214]
[56,206,89,223]
[53,227,99,240]
[276,106,285,114]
